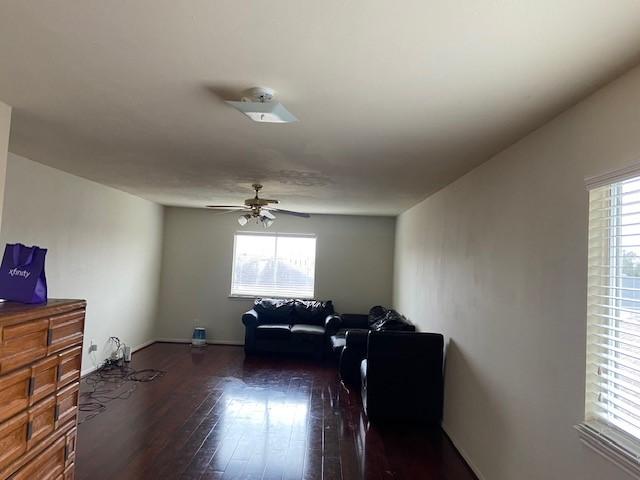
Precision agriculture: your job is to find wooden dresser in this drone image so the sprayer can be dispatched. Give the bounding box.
[0,299,85,480]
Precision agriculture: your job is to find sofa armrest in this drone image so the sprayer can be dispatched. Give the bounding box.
[325,314,341,335]
[242,309,259,327]
[339,330,370,386]
[242,309,259,354]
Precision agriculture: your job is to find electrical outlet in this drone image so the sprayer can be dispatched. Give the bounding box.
[88,341,97,353]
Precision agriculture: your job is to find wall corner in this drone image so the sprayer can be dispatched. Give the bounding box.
[0,101,12,231]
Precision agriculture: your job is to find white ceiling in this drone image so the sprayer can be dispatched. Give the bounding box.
[1,1,640,215]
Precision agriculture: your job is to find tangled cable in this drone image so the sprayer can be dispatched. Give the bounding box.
[78,356,165,424]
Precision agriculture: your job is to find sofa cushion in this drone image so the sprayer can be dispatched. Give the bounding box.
[293,300,334,326]
[334,328,369,340]
[254,298,295,324]
[330,335,346,353]
[255,324,291,340]
[291,324,325,336]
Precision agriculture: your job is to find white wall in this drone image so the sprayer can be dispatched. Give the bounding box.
[0,153,164,373]
[157,207,395,343]
[0,101,10,228]
[393,64,640,480]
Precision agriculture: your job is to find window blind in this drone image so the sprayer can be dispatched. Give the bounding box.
[586,175,640,447]
[230,232,316,298]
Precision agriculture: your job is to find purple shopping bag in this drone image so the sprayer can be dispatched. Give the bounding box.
[0,243,48,304]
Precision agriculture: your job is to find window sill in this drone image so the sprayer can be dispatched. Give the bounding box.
[228,294,315,300]
[575,422,640,478]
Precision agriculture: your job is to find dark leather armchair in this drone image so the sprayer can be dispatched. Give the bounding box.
[359,331,444,424]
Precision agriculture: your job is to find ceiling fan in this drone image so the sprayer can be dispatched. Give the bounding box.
[206,184,310,227]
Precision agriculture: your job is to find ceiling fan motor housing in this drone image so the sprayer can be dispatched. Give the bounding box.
[244,184,278,207]
[242,87,275,103]
[227,87,297,123]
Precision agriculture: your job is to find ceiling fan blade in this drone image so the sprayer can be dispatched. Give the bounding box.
[205,205,247,210]
[208,209,241,216]
[261,210,276,220]
[260,199,280,204]
[271,208,311,218]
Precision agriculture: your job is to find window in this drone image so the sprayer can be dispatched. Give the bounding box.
[230,232,316,298]
[580,172,640,471]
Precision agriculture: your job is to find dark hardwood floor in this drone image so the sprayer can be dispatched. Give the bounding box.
[76,343,476,480]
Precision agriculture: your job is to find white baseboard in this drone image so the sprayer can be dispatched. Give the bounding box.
[81,364,98,377]
[155,337,244,346]
[132,338,157,352]
[80,337,177,377]
[442,422,486,480]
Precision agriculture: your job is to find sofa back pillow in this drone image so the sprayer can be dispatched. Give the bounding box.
[293,300,334,326]
[254,298,295,324]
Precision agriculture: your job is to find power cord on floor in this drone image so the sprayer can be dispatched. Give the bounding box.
[78,350,165,424]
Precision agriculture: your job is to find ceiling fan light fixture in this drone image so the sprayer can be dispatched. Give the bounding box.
[260,216,274,228]
[238,214,251,226]
[225,87,297,123]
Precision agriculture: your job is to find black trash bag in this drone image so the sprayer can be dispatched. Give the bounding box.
[368,305,388,325]
[370,309,413,331]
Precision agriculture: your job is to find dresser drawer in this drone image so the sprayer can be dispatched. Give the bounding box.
[29,356,58,406]
[27,396,56,450]
[0,412,28,471]
[63,462,74,480]
[57,347,81,389]
[55,383,79,428]
[0,418,76,480]
[0,368,30,423]
[0,319,49,374]
[47,311,84,355]
[64,427,76,467]
[10,435,66,480]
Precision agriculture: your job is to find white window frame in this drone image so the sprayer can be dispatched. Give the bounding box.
[229,231,317,299]
[577,163,640,478]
